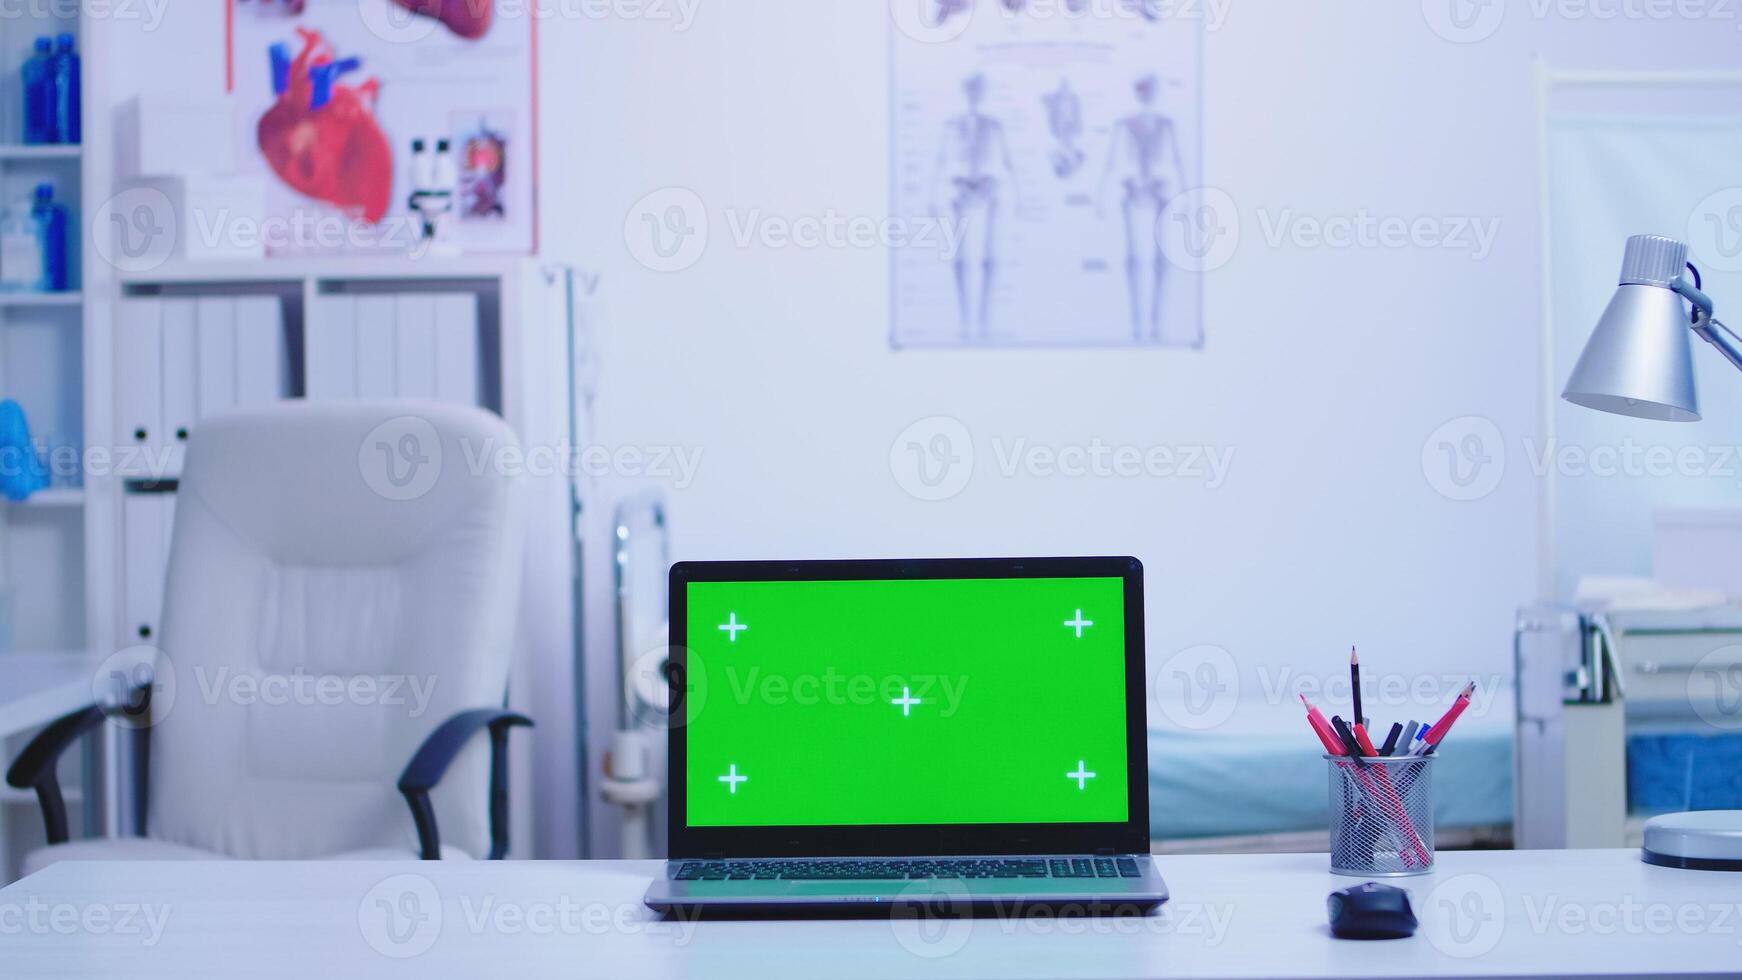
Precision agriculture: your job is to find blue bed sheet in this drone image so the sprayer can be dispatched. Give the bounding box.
[1147,727,1514,840]
[1627,731,1742,814]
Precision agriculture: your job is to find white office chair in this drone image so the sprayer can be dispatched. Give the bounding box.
[8,401,530,874]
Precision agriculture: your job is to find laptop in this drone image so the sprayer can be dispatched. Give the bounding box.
[644,556,1168,915]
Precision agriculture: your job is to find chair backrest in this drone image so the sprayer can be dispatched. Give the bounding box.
[146,401,525,859]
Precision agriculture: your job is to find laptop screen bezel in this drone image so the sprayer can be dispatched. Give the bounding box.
[666,556,1150,859]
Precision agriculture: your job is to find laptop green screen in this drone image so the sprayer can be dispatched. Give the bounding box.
[683,576,1129,828]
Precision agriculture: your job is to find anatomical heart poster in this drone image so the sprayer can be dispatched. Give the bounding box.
[229,0,536,256]
[891,2,1205,349]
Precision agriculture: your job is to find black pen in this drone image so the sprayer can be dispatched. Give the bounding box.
[1379,722,1404,757]
[1330,716,1366,765]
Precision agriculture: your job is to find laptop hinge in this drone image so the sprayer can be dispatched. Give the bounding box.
[1094,847,1118,855]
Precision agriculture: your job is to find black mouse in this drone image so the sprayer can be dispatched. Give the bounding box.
[1328,882,1418,940]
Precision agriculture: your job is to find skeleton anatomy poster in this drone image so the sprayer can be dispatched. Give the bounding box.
[891,2,1204,349]
[229,0,536,256]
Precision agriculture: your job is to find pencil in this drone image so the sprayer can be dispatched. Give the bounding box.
[1350,646,1363,728]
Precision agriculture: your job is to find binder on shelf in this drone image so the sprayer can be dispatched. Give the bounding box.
[195,297,239,418]
[394,293,438,400]
[116,297,166,477]
[234,296,286,408]
[161,299,197,472]
[433,293,481,406]
[122,490,176,643]
[354,295,397,399]
[308,293,358,400]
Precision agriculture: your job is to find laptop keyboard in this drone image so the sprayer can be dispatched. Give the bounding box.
[674,857,1144,881]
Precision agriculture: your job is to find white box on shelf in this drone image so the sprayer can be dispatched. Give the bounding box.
[116,96,239,180]
[115,176,268,263]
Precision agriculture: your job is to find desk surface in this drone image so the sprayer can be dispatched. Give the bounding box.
[1,850,1738,979]
[0,651,100,738]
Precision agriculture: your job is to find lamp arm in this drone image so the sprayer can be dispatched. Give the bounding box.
[1695,318,1742,375]
[1672,278,1742,375]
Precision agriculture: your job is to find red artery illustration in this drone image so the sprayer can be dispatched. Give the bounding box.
[390,0,494,40]
[256,29,393,224]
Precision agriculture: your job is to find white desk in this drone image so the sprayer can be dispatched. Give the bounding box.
[1,850,1738,978]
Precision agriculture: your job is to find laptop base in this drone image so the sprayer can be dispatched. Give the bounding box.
[644,854,1169,918]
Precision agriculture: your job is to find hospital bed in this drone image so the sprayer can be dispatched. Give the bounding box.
[1515,603,1742,850]
[1147,699,1514,853]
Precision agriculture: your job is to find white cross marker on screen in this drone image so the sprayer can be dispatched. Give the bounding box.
[1064,609,1094,638]
[891,687,922,717]
[718,613,748,642]
[718,764,748,794]
[1066,760,1097,790]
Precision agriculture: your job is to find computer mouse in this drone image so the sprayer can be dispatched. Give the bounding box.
[1327,882,1418,940]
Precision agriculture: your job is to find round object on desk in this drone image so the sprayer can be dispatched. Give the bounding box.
[1642,811,1742,871]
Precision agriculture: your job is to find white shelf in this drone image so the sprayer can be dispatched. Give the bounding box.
[0,291,81,308]
[7,488,84,509]
[121,255,531,285]
[0,144,81,162]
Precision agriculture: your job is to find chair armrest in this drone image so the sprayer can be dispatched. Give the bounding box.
[5,704,108,845]
[398,709,533,860]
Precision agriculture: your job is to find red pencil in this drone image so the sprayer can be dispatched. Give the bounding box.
[1300,694,1345,756]
[1420,681,1476,751]
[1352,723,1379,758]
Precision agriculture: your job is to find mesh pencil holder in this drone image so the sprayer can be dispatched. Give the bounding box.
[1325,754,1436,877]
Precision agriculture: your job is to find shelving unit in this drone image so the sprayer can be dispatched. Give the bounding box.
[0,144,79,161]
[0,3,100,884]
[0,11,571,881]
[0,291,80,306]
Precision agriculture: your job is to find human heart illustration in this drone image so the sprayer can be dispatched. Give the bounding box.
[389,0,493,39]
[257,28,393,224]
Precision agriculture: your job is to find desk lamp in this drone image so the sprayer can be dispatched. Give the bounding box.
[1562,234,1742,871]
[1563,235,1742,422]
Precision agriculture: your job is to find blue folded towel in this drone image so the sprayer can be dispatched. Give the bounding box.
[0,399,48,501]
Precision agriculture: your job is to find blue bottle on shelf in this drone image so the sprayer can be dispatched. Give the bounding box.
[31,183,68,292]
[20,37,53,145]
[49,32,79,145]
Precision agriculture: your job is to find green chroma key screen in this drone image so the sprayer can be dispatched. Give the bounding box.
[684,576,1129,828]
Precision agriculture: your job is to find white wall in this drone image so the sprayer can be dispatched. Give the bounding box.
[540,2,1742,854]
[110,2,1742,858]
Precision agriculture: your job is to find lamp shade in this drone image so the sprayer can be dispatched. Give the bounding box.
[1562,236,1701,422]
